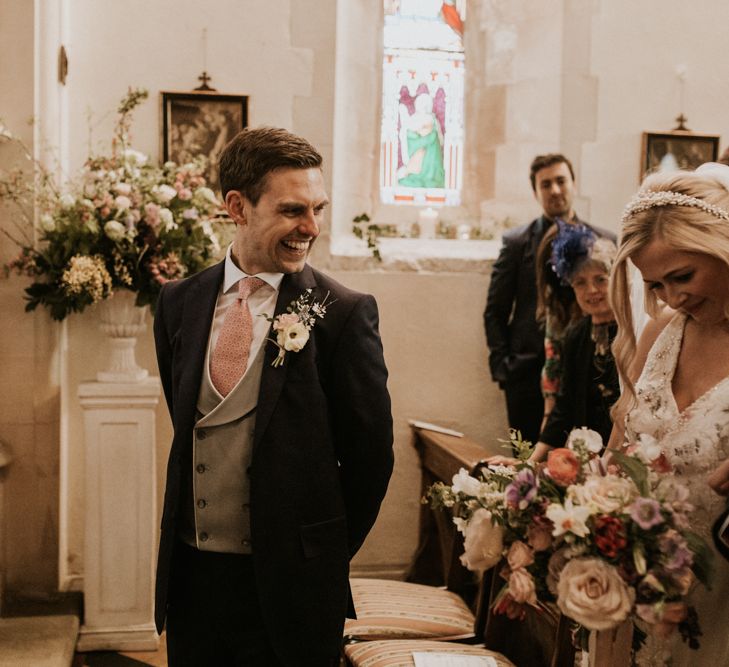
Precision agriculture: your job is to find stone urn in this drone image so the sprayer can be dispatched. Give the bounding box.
[96,289,148,383]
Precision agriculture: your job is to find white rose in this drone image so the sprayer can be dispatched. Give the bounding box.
[114,195,131,211]
[276,322,309,352]
[104,220,126,241]
[459,508,504,573]
[567,427,604,454]
[60,193,75,208]
[113,182,132,196]
[40,213,56,232]
[567,474,637,514]
[157,184,178,203]
[556,558,634,630]
[452,468,482,497]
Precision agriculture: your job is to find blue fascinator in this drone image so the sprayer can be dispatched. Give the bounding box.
[549,219,596,284]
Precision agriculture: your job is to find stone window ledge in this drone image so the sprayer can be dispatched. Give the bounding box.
[327,236,501,273]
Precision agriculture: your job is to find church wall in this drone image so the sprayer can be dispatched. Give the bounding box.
[4,0,729,596]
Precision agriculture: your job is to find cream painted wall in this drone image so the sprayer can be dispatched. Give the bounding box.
[5,0,729,596]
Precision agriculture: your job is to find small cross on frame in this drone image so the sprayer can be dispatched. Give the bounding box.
[195,71,216,91]
[673,113,690,131]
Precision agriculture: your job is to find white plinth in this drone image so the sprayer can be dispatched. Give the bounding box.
[76,378,161,652]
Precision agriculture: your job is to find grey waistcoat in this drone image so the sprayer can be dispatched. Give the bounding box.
[178,342,266,554]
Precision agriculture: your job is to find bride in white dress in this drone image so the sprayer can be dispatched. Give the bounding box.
[609,163,729,666]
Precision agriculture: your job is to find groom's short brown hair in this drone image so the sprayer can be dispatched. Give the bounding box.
[219,127,323,204]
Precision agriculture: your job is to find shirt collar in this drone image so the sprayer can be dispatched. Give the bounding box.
[222,244,284,294]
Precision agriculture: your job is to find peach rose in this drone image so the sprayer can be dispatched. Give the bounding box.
[459,508,504,573]
[547,448,580,486]
[556,558,635,630]
[507,540,535,570]
[509,567,537,605]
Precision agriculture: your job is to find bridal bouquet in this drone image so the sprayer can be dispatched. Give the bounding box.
[426,429,713,650]
[1,88,226,320]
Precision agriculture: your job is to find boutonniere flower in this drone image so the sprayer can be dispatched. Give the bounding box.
[262,288,335,367]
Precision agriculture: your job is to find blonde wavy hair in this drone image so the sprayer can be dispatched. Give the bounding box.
[610,169,729,416]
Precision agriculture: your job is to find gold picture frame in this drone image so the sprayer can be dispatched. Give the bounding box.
[640,131,719,182]
[161,91,248,192]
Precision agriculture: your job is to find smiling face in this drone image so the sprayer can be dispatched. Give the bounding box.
[226,167,328,275]
[570,263,613,323]
[631,238,729,324]
[533,161,576,220]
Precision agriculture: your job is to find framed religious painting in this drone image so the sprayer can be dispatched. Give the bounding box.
[160,91,248,192]
[640,131,719,181]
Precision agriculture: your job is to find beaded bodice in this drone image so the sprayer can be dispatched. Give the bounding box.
[625,312,729,537]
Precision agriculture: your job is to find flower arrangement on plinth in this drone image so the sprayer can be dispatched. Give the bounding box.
[1,88,227,320]
[425,428,713,653]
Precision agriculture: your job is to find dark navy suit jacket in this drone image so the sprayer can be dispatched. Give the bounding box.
[153,261,394,665]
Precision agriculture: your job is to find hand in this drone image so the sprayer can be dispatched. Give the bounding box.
[708,458,729,496]
[484,455,520,467]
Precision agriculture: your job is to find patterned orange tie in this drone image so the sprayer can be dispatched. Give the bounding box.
[210,277,266,396]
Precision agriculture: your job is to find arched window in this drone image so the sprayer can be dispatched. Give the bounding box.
[380,0,466,207]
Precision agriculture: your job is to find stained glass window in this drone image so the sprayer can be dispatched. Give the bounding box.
[380,0,465,206]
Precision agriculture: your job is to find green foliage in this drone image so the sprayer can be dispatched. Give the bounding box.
[352,212,382,262]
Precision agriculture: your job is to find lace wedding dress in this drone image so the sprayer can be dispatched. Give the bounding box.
[625,312,729,666]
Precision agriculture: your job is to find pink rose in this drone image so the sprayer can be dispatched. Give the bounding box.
[556,558,634,630]
[508,568,537,605]
[507,541,534,570]
[273,313,300,331]
[177,187,193,201]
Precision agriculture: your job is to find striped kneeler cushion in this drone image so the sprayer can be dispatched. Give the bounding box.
[344,578,475,641]
[344,639,516,667]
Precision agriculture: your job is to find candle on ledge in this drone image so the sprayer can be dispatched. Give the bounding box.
[418,207,438,239]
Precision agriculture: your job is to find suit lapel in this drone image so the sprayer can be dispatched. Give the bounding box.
[253,265,317,449]
[176,262,224,431]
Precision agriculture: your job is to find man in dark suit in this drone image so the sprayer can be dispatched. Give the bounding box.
[153,127,394,666]
[484,154,612,446]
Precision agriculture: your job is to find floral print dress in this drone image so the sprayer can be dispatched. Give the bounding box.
[625,312,729,666]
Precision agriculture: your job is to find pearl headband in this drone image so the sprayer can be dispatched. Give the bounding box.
[622,161,729,224]
[621,190,729,224]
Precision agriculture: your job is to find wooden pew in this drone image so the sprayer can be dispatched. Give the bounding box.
[406,426,490,600]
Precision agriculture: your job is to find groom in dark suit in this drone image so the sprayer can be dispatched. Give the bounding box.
[153,127,394,666]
